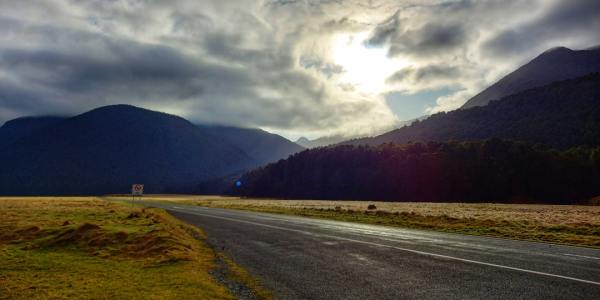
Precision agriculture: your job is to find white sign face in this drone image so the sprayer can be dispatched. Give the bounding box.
[131,184,144,196]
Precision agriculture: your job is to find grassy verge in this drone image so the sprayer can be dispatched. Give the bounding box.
[128,195,600,248]
[0,197,269,299]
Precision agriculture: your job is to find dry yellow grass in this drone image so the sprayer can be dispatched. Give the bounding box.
[0,197,269,300]
[130,195,600,248]
[132,195,600,227]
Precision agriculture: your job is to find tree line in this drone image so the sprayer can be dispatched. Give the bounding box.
[232,139,600,204]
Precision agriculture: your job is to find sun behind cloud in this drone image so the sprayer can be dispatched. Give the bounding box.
[331,32,410,95]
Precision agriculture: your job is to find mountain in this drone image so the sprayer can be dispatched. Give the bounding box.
[197,124,304,165]
[0,105,300,195]
[462,46,600,109]
[347,73,600,149]
[295,135,349,148]
[295,137,312,147]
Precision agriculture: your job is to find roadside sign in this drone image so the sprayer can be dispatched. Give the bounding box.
[132,184,144,196]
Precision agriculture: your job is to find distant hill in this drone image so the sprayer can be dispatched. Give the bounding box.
[197,124,303,165]
[347,73,600,149]
[462,46,600,109]
[0,105,301,195]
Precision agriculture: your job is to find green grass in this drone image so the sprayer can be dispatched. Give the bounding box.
[0,197,270,299]
[0,247,227,299]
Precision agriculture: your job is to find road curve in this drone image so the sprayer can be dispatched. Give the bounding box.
[141,202,600,300]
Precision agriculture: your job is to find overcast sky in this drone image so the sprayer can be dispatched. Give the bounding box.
[1,0,599,139]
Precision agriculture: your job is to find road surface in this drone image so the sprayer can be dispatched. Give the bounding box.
[142,202,600,299]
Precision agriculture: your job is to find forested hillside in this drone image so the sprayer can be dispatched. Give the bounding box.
[348,73,600,149]
[234,139,600,203]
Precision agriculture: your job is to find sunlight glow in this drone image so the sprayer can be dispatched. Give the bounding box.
[332,32,410,95]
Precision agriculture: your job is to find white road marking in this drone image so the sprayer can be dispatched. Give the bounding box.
[169,207,600,287]
[562,253,600,260]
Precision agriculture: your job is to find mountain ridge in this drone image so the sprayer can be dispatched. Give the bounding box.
[461,45,600,108]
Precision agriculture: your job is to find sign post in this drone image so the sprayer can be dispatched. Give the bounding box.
[131,184,144,200]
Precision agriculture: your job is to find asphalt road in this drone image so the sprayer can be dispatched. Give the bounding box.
[142,202,600,299]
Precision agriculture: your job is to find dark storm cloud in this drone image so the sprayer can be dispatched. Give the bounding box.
[203,32,295,71]
[484,0,600,57]
[0,80,55,114]
[365,0,540,60]
[386,65,461,84]
[0,29,256,116]
[387,23,468,57]
[365,3,477,58]
[2,44,200,88]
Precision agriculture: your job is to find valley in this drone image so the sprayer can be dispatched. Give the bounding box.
[1,2,600,298]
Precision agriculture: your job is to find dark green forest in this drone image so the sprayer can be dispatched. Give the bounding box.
[233,139,600,203]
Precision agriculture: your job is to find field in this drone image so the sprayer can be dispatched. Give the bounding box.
[0,197,271,300]
[128,195,600,248]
